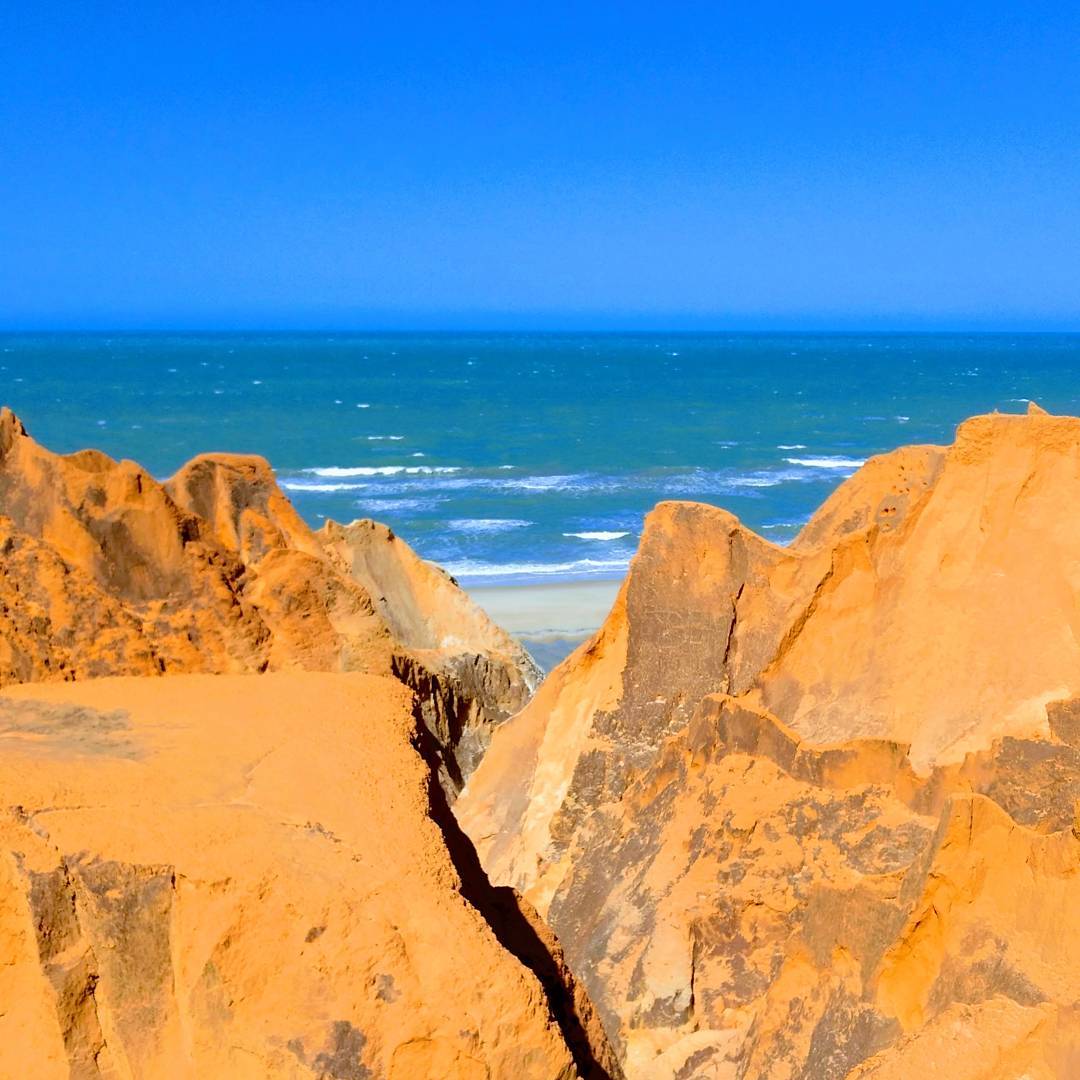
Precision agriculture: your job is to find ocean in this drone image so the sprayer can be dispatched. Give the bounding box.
[3,332,1079,586]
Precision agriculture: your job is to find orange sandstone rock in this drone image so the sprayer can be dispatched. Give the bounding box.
[0,407,537,792]
[0,673,617,1079]
[458,405,1080,1077]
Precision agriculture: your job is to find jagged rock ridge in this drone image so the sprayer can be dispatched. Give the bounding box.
[0,407,539,793]
[458,405,1080,1078]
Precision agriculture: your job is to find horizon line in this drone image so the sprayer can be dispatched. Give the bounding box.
[3,326,1080,336]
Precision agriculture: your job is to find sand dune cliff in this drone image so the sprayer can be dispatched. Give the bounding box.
[0,407,538,793]
[6,403,1080,1077]
[458,403,1080,1077]
[0,410,623,1077]
[0,673,617,1078]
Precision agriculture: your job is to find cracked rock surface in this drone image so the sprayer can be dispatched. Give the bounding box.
[458,405,1080,1077]
[0,408,538,795]
[0,672,616,1079]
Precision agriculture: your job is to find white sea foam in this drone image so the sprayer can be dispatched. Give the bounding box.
[564,531,630,541]
[356,498,437,513]
[282,461,856,501]
[725,474,787,488]
[403,473,599,496]
[501,474,582,491]
[447,518,533,533]
[280,481,367,493]
[777,444,807,450]
[423,474,589,494]
[304,465,461,477]
[366,435,406,441]
[444,556,630,581]
[784,456,866,470]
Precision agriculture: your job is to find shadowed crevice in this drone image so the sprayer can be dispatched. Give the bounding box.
[411,721,621,1079]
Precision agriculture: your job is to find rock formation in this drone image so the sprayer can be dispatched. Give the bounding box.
[0,408,538,793]
[0,672,618,1078]
[321,518,541,782]
[457,404,1080,1077]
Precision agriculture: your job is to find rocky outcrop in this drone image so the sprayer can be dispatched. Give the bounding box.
[457,404,1080,1077]
[0,672,617,1078]
[0,408,536,792]
[322,518,540,784]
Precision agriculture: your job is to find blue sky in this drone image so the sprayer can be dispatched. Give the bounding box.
[2,2,1079,329]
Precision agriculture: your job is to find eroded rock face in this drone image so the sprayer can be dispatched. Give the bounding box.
[457,404,1080,1077]
[322,518,541,784]
[0,673,617,1079]
[0,408,536,792]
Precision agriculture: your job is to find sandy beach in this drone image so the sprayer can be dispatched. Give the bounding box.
[468,578,622,637]
[467,578,622,670]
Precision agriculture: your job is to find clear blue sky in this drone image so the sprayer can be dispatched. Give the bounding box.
[2,2,1078,330]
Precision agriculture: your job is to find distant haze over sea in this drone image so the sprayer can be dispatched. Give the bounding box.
[3,332,1078,585]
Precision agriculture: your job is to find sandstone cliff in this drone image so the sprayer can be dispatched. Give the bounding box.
[0,408,537,793]
[457,404,1080,1077]
[0,673,617,1078]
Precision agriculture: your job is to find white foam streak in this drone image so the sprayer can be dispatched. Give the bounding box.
[305,465,461,477]
[445,557,630,581]
[280,481,367,493]
[784,456,866,470]
[563,531,630,541]
[446,519,533,533]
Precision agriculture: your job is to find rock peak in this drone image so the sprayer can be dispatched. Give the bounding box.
[459,405,1080,1076]
[0,412,538,794]
[0,406,28,456]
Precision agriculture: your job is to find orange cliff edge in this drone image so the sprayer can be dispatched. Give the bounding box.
[0,406,540,795]
[6,403,1080,1077]
[457,401,1080,1078]
[0,409,618,1080]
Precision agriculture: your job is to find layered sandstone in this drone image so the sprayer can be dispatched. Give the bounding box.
[0,673,617,1078]
[0,408,537,792]
[458,404,1080,1077]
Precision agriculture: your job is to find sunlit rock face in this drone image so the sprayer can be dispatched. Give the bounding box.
[0,673,619,1079]
[458,404,1080,1078]
[0,407,538,794]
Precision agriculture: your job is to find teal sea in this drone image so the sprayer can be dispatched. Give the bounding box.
[3,332,1079,585]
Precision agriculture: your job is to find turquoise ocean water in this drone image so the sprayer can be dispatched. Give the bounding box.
[2,332,1079,586]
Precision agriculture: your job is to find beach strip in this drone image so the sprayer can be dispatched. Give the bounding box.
[467,578,622,670]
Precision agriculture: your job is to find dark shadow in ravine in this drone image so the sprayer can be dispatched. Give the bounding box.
[411,719,620,1080]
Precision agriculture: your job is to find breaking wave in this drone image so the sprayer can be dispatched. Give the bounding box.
[304,465,461,477]
[783,456,866,470]
[444,556,631,582]
[563,531,630,541]
[446,518,534,533]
